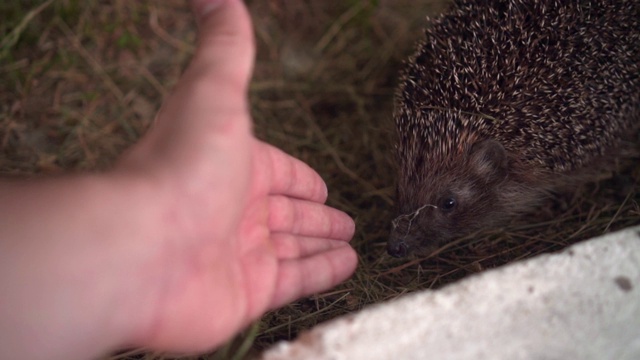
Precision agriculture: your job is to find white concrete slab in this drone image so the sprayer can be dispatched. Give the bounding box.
[262,226,640,360]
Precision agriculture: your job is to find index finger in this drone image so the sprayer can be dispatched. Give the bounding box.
[259,142,329,204]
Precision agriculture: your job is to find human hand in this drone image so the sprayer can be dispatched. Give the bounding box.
[116,0,357,353]
[0,1,356,358]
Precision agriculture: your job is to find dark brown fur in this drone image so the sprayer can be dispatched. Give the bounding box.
[388,0,640,257]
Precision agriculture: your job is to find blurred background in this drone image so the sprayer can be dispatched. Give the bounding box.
[1,1,638,359]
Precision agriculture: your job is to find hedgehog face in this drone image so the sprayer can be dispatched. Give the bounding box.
[388,140,509,257]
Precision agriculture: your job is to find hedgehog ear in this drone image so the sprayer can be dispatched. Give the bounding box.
[468,139,508,183]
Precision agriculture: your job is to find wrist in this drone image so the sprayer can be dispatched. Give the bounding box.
[89,170,174,352]
[0,172,167,359]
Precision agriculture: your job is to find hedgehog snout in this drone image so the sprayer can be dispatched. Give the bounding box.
[388,221,413,257]
[387,239,410,258]
[387,228,418,257]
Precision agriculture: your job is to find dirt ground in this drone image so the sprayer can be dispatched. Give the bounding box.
[1,1,638,359]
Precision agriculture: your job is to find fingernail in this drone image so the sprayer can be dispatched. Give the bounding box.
[192,0,225,20]
[322,181,329,199]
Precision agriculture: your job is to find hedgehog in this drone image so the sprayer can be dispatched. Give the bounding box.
[387,0,640,258]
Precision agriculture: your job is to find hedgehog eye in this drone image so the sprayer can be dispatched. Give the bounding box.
[440,197,457,212]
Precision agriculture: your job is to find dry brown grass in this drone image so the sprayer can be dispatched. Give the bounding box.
[1,1,638,359]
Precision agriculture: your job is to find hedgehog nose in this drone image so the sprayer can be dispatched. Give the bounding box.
[387,240,409,258]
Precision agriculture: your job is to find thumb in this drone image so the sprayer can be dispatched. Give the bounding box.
[122,0,255,167]
[155,0,254,132]
[186,0,255,97]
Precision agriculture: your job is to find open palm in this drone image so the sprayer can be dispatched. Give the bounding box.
[117,0,357,352]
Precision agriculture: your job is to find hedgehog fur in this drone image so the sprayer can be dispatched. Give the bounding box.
[388,0,640,257]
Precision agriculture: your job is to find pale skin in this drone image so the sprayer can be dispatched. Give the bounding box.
[0,0,358,359]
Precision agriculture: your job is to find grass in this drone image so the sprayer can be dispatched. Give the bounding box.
[1,1,638,359]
